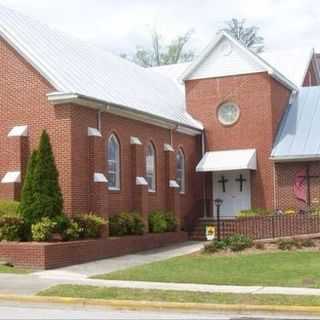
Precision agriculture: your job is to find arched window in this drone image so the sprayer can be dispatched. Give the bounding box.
[146,143,156,192]
[107,134,120,190]
[176,148,185,193]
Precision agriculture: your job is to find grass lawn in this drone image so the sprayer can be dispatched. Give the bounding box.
[94,251,320,288]
[38,284,320,307]
[0,264,30,274]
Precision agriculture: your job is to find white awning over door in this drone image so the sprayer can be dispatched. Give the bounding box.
[196,149,257,172]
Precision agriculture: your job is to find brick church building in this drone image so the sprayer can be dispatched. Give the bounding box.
[1,5,320,232]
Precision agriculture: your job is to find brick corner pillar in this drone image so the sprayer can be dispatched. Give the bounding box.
[1,125,29,200]
[164,144,181,230]
[130,136,149,232]
[88,128,109,232]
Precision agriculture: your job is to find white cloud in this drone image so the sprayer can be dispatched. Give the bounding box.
[0,0,319,54]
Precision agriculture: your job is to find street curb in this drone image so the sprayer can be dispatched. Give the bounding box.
[1,294,320,315]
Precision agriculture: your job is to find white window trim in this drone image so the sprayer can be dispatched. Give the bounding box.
[107,134,121,190]
[146,143,156,192]
[176,149,186,194]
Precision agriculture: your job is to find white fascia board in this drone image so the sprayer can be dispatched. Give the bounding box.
[169,180,179,188]
[164,143,174,152]
[47,92,203,136]
[0,25,65,92]
[94,173,108,183]
[270,154,320,162]
[130,136,142,145]
[88,127,102,137]
[8,125,28,137]
[136,176,148,186]
[1,171,21,183]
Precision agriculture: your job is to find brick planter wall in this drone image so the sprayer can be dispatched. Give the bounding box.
[0,231,188,269]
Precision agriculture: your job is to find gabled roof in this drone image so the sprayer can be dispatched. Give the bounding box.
[271,86,320,160]
[0,5,203,131]
[180,32,299,91]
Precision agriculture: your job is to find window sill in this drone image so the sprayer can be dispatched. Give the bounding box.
[108,187,121,192]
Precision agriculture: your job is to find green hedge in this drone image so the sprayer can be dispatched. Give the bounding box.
[0,200,20,216]
[148,211,177,233]
[0,214,25,241]
[109,212,144,236]
[237,208,272,219]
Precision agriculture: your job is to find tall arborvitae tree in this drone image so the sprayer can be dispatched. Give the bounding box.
[19,150,38,226]
[19,130,63,225]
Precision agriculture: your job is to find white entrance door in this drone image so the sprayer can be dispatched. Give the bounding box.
[213,170,251,218]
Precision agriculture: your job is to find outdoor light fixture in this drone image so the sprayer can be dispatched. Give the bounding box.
[214,198,223,240]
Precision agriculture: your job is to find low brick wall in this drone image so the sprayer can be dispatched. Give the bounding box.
[0,232,188,269]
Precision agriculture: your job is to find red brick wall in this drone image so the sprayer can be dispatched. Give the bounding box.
[302,58,319,87]
[185,72,291,210]
[69,105,202,227]
[0,37,74,213]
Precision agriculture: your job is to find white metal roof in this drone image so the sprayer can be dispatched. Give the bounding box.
[0,4,202,131]
[196,149,257,172]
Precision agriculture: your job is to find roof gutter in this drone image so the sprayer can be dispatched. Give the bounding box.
[47,92,203,136]
[267,69,298,92]
[270,155,320,162]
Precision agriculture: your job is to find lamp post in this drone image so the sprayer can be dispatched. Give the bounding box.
[214,198,223,241]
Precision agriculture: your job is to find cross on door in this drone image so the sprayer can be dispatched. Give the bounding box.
[218,175,228,192]
[235,174,246,192]
[298,165,320,206]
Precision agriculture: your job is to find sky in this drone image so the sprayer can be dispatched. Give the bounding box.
[0,0,319,55]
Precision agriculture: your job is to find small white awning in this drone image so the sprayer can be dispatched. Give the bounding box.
[196,149,257,172]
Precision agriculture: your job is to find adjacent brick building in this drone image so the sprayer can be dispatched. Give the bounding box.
[1,5,320,238]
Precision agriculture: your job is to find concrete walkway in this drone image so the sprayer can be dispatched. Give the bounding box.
[33,241,204,279]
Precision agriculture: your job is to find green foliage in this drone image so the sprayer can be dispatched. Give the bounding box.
[224,234,253,252]
[237,208,272,219]
[148,211,177,233]
[109,212,144,236]
[18,150,38,226]
[62,221,81,241]
[300,238,315,248]
[164,212,177,232]
[73,214,107,239]
[0,214,24,241]
[31,217,57,242]
[203,240,226,253]
[277,239,296,250]
[19,131,63,227]
[0,200,20,216]
[148,211,168,233]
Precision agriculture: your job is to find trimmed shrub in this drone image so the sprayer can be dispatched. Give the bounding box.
[31,217,57,242]
[0,200,20,217]
[20,131,63,226]
[0,214,25,241]
[164,212,177,232]
[73,214,107,239]
[149,211,167,233]
[62,221,81,241]
[277,239,296,250]
[301,238,315,247]
[148,210,178,233]
[203,240,226,253]
[225,234,253,252]
[109,212,144,236]
[237,208,272,219]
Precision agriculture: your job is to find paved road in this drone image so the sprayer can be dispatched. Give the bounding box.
[1,301,320,320]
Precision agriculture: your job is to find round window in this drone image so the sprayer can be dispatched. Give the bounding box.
[217,102,240,125]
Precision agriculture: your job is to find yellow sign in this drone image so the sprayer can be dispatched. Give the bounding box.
[206,225,216,241]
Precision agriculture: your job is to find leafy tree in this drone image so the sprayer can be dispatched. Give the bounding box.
[19,130,63,225]
[219,18,264,53]
[122,29,195,67]
[18,150,38,226]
